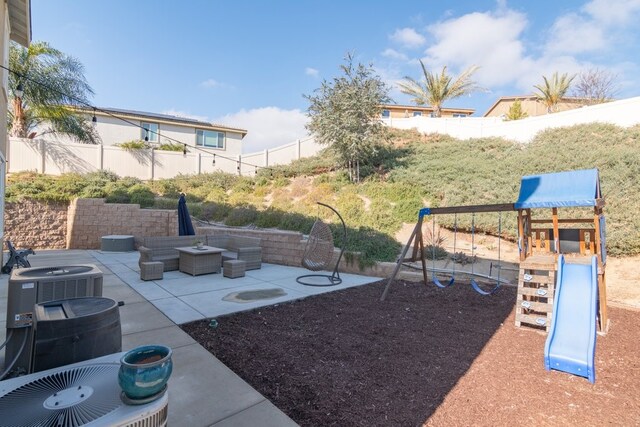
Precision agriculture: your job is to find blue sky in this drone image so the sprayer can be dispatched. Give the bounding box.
[32,0,640,152]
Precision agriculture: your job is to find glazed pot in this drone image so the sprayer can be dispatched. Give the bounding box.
[118,345,173,400]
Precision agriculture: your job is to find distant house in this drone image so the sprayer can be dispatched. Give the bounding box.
[483,96,585,118]
[380,103,475,119]
[43,107,248,158]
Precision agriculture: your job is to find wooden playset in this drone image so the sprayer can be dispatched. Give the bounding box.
[381,168,608,334]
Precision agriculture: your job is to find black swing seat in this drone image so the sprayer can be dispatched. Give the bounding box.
[2,240,34,274]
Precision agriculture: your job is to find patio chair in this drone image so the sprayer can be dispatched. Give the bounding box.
[1,240,34,274]
[297,203,346,287]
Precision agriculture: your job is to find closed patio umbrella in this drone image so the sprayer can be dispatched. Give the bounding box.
[178,193,195,236]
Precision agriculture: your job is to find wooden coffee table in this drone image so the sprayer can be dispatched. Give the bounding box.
[176,246,225,276]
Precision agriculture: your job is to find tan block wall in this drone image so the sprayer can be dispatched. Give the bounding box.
[196,225,385,276]
[197,226,307,266]
[4,200,69,249]
[67,198,178,249]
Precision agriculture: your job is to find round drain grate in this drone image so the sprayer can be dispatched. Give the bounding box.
[0,363,122,427]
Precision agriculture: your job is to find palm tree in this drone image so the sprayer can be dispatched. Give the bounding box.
[9,41,99,143]
[398,60,481,117]
[533,72,575,113]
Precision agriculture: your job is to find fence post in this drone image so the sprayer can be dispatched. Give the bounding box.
[296,139,301,160]
[40,139,46,174]
[97,144,103,171]
[196,152,201,175]
[150,148,155,180]
[264,149,268,168]
[237,154,242,176]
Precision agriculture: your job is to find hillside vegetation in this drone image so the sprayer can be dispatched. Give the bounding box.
[8,123,640,264]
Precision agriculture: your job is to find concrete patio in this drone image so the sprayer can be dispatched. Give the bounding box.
[0,249,381,426]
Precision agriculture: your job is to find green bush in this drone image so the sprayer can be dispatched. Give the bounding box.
[255,208,284,229]
[128,184,155,208]
[225,206,258,226]
[153,197,179,210]
[149,179,181,198]
[79,184,107,199]
[116,140,148,150]
[157,142,184,152]
[105,188,130,204]
[200,203,231,222]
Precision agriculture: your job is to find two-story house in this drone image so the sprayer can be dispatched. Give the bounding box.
[79,107,247,157]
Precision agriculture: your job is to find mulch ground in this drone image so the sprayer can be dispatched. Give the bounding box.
[181,280,640,426]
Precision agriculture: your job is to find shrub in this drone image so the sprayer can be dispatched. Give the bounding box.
[153,197,179,210]
[255,208,284,229]
[105,188,130,204]
[157,142,184,152]
[200,203,231,222]
[225,206,258,226]
[278,212,315,232]
[79,184,107,199]
[128,184,155,208]
[116,140,148,150]
[149,179,181,198]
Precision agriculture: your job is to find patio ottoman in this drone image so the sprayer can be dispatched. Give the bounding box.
[223,260,246,279]
[140,261,164,281]
[101,235,135,252]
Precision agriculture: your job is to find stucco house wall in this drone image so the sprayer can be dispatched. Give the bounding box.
[34,107,247,158]
[380,103,475,119]
[484,96,585,117]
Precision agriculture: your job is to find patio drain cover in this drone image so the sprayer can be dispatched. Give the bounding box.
[223,288,286,303]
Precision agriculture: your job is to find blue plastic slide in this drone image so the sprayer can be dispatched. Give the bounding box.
[544,255,598,383]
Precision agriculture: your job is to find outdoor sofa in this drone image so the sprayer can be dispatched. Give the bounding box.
[138,234,262,272]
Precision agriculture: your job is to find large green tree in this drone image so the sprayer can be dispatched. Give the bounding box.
[398,60,481,117]
[533,72,575,113]
[305,53,390,182]
[9,41,99,143]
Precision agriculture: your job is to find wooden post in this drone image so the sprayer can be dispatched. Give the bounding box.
[380,217,422,301]
[593,208,608,332]
[526,209,532,256]
[517,210,525,261]
[552,208,560,254]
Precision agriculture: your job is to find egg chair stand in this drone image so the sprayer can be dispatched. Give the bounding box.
[297,202,347,287]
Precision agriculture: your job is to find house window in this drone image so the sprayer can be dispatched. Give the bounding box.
[196,129,225,149]
[412,111,422,117]
[141,122,159,142]
[381,109,390,118]
[452,113,467,118]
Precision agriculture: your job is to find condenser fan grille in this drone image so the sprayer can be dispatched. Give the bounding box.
[0,363,122,427]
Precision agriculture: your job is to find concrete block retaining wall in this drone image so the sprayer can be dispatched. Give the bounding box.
[4,200,68,249]
[67,198,178,249]
[4,199,392,278]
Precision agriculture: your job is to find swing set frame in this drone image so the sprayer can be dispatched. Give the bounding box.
[380,203,514,301]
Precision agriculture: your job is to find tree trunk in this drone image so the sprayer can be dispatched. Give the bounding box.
[433,104,442,118]
[11,97,27,137]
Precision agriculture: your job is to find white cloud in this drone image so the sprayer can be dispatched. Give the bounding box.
[161,109,209,122]
[214,107,309,153]
[200,79,221,88]
[423,9,531,87]
[200,78,233,89]
[583,0,640,25]
[390,27,426,49]
[381,48,408,61]
[305,67,319,77]
[545,13,606,55]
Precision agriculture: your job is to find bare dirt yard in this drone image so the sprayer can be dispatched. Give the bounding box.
[182,279,640,426]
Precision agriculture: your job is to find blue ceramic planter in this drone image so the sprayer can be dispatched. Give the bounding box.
[118,345,173,400]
